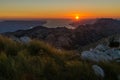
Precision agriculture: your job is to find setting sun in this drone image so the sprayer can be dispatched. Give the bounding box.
[75,16,79,20]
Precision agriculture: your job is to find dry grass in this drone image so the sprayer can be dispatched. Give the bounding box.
[0,35,119,80]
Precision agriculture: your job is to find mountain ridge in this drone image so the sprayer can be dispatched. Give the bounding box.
[2,18,120,50]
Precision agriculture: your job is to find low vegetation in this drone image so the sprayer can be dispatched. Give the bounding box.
[0,35,119,80]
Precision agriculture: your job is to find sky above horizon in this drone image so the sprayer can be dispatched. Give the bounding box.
[0,0,120,19]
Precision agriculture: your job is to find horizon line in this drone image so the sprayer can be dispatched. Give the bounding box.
[0,17,120,21]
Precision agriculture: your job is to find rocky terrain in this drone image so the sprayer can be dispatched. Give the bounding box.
[81,35,120,79]
[0,18,120,80]
[2,18,120,50]
[0,33,120,80]
[81,44,120,62]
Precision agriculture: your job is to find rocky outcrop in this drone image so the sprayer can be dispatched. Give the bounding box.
[19,36,31,43]
[81,44,120,62]
[9,35,31,43]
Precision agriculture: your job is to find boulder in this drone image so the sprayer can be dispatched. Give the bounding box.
[92,65,105,78]
[20,36,31,43]
[81,51,112,62]
[81,44,120,62]
[105,49,120,60]
[94,44,109,52]
[81,51,100,62]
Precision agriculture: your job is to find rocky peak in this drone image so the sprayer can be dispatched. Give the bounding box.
[94,18,120,25]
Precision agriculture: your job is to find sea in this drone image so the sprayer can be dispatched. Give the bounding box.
[0,19,74,33]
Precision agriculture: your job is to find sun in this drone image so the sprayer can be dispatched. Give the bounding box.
[75,16,79,20]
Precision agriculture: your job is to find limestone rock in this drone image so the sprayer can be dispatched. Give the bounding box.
[20,36,31,43]
[92,65,105,78]
[81,44,120,62]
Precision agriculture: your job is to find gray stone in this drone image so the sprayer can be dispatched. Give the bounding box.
[81,44,120,62]
[20,36,31,43]
[94,44,109,52]
[92,65,105,77]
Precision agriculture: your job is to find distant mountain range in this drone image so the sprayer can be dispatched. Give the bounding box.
[2,18,120,50]
[0,20,46,33]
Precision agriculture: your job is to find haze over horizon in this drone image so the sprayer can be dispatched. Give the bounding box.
[0,0,120,20]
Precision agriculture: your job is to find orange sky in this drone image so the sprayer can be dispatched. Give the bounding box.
[0,0,120,19]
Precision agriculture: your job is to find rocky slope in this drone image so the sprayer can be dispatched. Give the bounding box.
[81,44,120,62]
[80,33,120,61]
[0,35,120,80]
[2,18,120,50]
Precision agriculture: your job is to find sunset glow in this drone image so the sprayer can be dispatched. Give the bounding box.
[0,0,120,19]
[75,16,79,20]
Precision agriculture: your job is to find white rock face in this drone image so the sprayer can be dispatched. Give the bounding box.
[81,44,120,62]
[20,36,31,43]
[92,65,105,78]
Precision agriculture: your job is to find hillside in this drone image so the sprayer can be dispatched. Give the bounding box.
[2,18,120,50]
[0,35,120,80]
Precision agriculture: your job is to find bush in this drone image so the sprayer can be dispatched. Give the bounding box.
[0,35,119,80]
